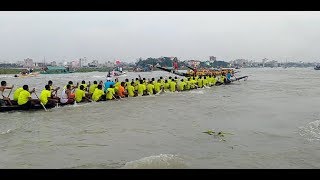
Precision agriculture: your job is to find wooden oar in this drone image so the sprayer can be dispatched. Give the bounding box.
[7,85,14,98]
[5,85,14,106]
[34,92,47,112]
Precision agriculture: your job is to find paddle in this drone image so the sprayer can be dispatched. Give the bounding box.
[7,85,14,98]
[5,85,14,106]
[34,91,48,112]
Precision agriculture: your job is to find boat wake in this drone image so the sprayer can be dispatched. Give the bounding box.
[189,90,204,94]
[121,154,188,169]
[299,120,320,141]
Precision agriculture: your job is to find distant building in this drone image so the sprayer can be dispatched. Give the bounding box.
[185,60,201,67]
[88,60,99,67]
[104,61,115,68]
[36,62,46,67]
[209,56,216,63]
[24,58,34,68]
[50,61,57,66]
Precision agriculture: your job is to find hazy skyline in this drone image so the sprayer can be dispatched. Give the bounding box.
[1,11,320,63]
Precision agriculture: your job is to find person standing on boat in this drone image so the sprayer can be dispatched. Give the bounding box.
[0,81,14,106]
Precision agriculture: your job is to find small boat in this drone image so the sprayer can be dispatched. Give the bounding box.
[14,72,40,78]
[314,65,320,70]
[156,66,189,76]
[0,100,90,112]
[40,66,74,74]
[0,102,56,112]
[113,71,127,77]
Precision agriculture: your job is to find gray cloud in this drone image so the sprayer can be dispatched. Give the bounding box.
[0,11,320,63]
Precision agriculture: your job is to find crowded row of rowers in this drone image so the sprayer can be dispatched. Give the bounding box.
[0,74,231,107]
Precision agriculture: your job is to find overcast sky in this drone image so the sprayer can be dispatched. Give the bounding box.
[1,11,320,63]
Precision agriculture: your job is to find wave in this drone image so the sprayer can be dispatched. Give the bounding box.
[0,129,12,135]
[121,154,188,169]
[299,120,320,141]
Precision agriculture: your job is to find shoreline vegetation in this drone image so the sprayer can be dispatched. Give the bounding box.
[0,67,116,74]
[0,67,193,75]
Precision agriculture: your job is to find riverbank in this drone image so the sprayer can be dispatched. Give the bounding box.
[0,67,116,74]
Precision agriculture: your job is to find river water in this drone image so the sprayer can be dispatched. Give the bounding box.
[0,68,320,168]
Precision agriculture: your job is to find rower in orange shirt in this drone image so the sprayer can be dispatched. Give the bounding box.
[117,82,127,98]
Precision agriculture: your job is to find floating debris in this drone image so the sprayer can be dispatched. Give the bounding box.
[203,130,233,142]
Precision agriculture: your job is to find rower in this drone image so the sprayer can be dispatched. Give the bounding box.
[60,84,75,105]
[169,79,177,92]
[154,79,162,94]
[75,85,91,103]
[163,80,170,91]
[17,85,38,107]
[185,78,191,90]
[89,81,98,94]
[48,80,59,92]
[178,79,186,91]
[106,85,116,100]
[117,82,127,98]
[137,80,147,96]
[104,78,115,93]
[0,81,14,106]
[92,84,106,102]
[40,85,58,106]
[127,82,136,97]
[226,71,232,83]
[114,78,121,93]
[125,79,130,90]
[147,80,155,95]
[159,77,164,86]
[197,76,203,88]
[13,87,24,104]
[80,80,89,91]
[48,80,60,100]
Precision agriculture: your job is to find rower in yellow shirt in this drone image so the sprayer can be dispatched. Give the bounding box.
[92,85,105,102]
[13,87,24,102]
[197,76,203,88]
[106,85,116,100]
[137,80,146,96]
[154,79,162,94]
[163,80,170,91]
[169,80,177,92]
[75,85,91,103]
[178,79,186,91]
[127,82,136,97]
[80,80,88,91]
[40,85,58,106]
[146,81,155,95]
[89,81,98,94]
[18,85,38,106]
